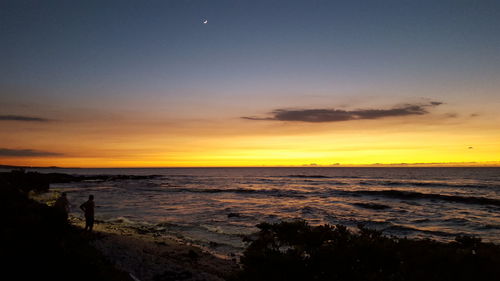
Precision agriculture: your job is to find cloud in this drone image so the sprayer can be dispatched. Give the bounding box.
[242,102,442,123]
[0,115,51,122]
[0,148,63,157]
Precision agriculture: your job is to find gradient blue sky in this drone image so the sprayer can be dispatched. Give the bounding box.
[1,0,500,166]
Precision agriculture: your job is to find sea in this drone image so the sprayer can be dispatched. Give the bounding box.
[21,167,500,257]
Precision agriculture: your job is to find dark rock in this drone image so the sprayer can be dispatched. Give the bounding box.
[187,249,199,260]
[153,269,193,281]
[353,202,391,210]
[227,212,240,218]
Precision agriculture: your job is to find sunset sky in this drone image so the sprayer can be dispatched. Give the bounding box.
[1,0,500,167]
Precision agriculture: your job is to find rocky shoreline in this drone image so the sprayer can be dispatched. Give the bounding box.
[1,170,238,281]
[69,217,238,281]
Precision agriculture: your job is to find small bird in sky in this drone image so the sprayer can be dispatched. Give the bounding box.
[202,18,208,24]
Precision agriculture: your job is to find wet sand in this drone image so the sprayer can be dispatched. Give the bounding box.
[70,217,239,281]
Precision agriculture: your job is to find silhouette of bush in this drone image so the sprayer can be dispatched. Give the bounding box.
[233,220,500,281]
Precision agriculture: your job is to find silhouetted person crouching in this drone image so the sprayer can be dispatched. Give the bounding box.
[54,192,70,222]
[80,195,95,232]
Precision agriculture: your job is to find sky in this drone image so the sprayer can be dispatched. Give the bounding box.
[1,0,500,167]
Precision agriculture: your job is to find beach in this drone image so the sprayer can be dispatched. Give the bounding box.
[69,217,238,281]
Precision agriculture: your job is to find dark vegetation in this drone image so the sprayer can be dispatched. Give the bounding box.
[233,220,500,281]
[0,170,133,281]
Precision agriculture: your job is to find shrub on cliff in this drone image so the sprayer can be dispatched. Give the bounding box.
[234,220,500,281]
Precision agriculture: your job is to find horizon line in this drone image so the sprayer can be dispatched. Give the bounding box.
[2,162,500,169]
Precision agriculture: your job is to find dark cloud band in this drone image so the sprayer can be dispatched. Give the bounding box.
[0,148,62,157]
[0,115,50,122]
[243,102,442,123]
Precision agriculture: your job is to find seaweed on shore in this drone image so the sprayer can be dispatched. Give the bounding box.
[232,220,500,281]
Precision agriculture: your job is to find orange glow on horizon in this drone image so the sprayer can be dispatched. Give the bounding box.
[2,131,500,168]
[2,101,499,168]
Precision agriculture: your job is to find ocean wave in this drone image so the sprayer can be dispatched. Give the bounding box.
[285,174,362,179]
[163,185,500,207]
[286,175,333,178]
[106,216,140,225]
[443,218,470,225]
[164,187,307,198]
[303,179,348,185]
[412,218,430,223]
[352,190,500,207]
[481,224,500,230]
[358,179,496,189]
[383,224,455,237]
[353,202,391,210]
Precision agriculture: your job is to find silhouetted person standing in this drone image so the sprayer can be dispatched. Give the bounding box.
[80,195,95,232]
[54,192,70,221]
